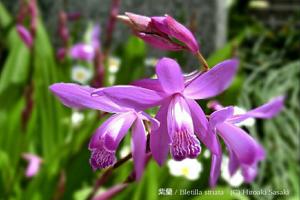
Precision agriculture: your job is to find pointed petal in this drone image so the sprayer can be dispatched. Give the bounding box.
[210,153,222,187]
[209,106,234,129]
[184,59,239,99]
[217,123,262,166]
[131,117,147,180]
[137,32,184,51]
[49,83,127,113]
[156,58,185,94]
[228,96,285,124]
[92,85,165,110]
[150,101,170,166]
[131,78,163,92]
[103,112,137,151]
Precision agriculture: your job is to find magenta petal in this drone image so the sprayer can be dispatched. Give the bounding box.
[187,100,221,155]
[209,106,234,129]
[164,16,199,53]
[92,85,165,110]
[229,96,285,124]
[150,101,170,166]
[131,117,147,180]
[217,122,261,165]
[103,112,137,151]
[184,59,239,99]
[137,32,184,51]
[125,12,151,32]
[156,58,185,94]
[210,153,222,187]
[49,83,127,113]
[70,43,95,61]
[139,112,160,131]
[241,165,258,183]
[228,148,240,176]
[16,25,33,48]
[131,78,163,92]
[151,16,199,53]
[89,114,123,149]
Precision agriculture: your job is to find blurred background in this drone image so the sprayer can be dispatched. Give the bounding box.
[0,0,299,199]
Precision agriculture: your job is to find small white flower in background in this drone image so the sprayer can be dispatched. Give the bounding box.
[71,65,92,84]
[167,158,202,180]
[108,56,121,73]
[119,145,130,158]
[233,106,255,127]
[71,110,84,126]
[144,57,158,67]
[249,0,269,9]
[107,56,121,85]
[221,156,244,187]
[203,149,211,159]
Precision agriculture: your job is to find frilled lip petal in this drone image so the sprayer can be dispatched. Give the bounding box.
[137,32,184,51]
[228,96,285,124]
[70,43,95,61]
[151,15,199,53]
[49,83,127,113]
[217,122,264,166]
[131,117,147,180]
[150,101,170,166]
[183,59,239,99]
[91,85,165,110]
[156,58,185,94]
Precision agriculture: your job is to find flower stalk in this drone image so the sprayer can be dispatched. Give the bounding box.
[196,51,209,71]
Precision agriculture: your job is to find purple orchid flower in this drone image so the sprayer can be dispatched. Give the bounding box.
[70,25,101,61]
[118,12,199,53]
[207,96,284,187]
[16,25,33,48]
[92,57,238,166]
[22,153,42,177]
[49,83,160,180]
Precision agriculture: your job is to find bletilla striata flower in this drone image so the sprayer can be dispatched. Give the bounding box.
[70,25,100,61]
[49,83,160,180]
[118,13,199,53]
[22,153,42,178]
[93,57,238,165]
[207,96,284,187]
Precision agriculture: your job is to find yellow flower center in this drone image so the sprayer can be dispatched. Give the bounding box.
[181,167,189,176]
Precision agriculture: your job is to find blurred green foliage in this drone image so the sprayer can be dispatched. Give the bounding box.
[0,2,299,200]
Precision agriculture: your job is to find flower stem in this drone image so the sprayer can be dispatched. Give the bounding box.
[87,153,132,200]
[196,51,209,71]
